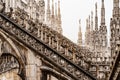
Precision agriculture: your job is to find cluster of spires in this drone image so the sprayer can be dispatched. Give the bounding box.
[46,0,62,34]
[78,0,107,50]
[77,0,120,79]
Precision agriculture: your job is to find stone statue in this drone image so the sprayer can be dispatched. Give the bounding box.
[8,7,13,18]
[0,2,5,13]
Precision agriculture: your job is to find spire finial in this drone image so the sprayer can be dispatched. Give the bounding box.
[95,2,98,30]
[79,19,81,32]
[101,0,105,25]
[58,0,61,16]
[86,18,89,29]
[46,0,51,24]
[55,2,57,17]
[52,0,54,16]
[91,11,93,31]
[79,19,81,25]
[57,0,62,34]
[95,2,97,17]
[102,0,104,8]
[89,15,90,27]
[78,19,82,46]
[113,0,119,17]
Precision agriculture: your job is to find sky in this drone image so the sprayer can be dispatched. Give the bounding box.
[45,0,113,44]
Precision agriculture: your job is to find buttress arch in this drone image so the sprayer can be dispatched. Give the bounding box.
[0,30,26,79]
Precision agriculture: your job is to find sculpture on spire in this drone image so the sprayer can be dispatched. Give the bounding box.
[113,0,119,17]
[95,2,98,31]
[91,11,93,31]
[57,0,62,34]
[101,0,105,25]
[46,0,51,26]
[77,19,82,46]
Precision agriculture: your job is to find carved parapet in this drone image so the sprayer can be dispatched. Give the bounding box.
[0,13,96,80]
[12,8,91,62]
[0,8,95,78]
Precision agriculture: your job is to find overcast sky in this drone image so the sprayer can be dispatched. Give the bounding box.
[45,0,113,44]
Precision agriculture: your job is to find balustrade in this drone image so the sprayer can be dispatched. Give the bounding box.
[0,9,96,79]
[6,8,93,70]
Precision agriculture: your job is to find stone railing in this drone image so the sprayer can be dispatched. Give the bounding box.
[0,13,96,80]
[10,7,93,70]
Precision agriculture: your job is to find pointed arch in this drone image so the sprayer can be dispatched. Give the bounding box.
[0,30,26,79]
